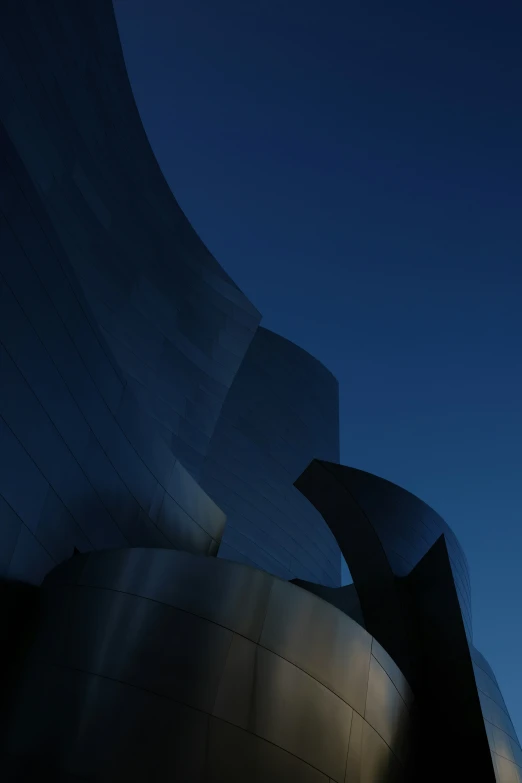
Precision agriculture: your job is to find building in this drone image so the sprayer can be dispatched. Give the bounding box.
[199,326,342,586]
[0,1,519,781]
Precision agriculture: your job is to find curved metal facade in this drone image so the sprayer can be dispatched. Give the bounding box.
[296,460,521,783]
[0,0,262,583]
[0,2,520,782]
[472,647,522,783]
[5,548,412,782]
[0,120,227,582]
[0,0,260,477]
[315,466,472,638]
[200,327,342,586]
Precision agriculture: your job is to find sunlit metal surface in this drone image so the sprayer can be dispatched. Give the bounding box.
[260,577,372,714]
[4,548,412,782]
[472,648,522,783]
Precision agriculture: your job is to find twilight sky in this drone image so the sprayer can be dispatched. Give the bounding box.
[113,0,522,735]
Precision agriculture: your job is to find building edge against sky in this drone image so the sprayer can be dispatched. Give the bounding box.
[200,326,344,586]
[0,1,520,781]
[0,0,342,588]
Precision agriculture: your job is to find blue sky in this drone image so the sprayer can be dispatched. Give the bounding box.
[114,0,522,735]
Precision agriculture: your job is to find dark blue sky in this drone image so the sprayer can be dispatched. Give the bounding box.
[114,0,522,734]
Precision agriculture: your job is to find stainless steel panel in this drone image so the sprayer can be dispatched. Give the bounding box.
[0,492,22,574]
[371,639,414,710]
[207,716,329,783]
[480,691,519,743]
[345,711,364,783]
[223,525,293,578]
[472,647,499,682]
[260,578,372,714]
[34,487,91,564]
[510,738,522,768]
[31,585,233,714]
[0,0,261,567]
[199,325,342,587]
[360,721,402,783]
[7,523,55,585]
[364,656,410,763]
[474,663,505,704]
[490,724,518,764]
[156,492,216,554]
[492,752,522,783]
[7,662,208,782]
[213,634,353,781]
[167,460,226,541]
[485,718,522,770]
[0,417,49,534]
[71,548,274,642]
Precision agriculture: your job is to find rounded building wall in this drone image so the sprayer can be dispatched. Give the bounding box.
[4,548,413,783]
[296,460,520,782]
[200,327,343,586]
[328,466,473,639]
[471,647,522,783]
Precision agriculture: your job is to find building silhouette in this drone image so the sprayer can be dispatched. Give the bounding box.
[0,1,519,781]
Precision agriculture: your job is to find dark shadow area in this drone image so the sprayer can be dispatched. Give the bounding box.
[0,578,41,743]
[402,538,496,782]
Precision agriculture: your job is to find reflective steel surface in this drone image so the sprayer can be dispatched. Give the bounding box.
[472,647,522,783]
[1,0,261,483]
[4,548,413,782]
[296,460,521,783]
[0,0,519,781]
[0,0,342,598]
[200,327,343,586]
[298,462,472,638]
[1,0,268,582]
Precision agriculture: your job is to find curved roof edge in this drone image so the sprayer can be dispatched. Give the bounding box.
[257,326,339,385]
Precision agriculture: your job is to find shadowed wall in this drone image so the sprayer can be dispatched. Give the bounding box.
[201,327,342,586]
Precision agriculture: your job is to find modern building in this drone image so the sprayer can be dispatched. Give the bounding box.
[0,1,519,781]
[199,326,343,587]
